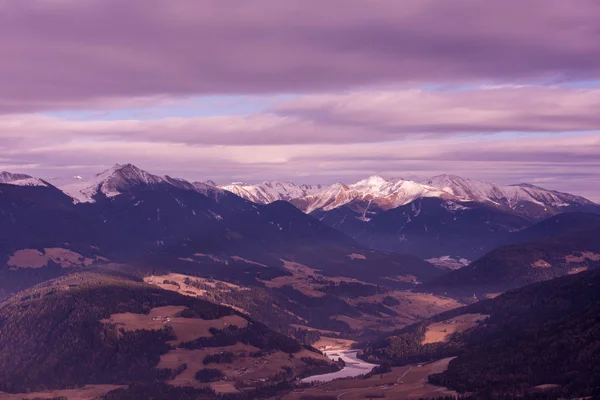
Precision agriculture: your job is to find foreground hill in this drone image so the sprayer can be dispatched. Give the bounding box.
[0,164,443,299]
[0,272,336,398]
[421,212,600,297]
[361,269,600,398]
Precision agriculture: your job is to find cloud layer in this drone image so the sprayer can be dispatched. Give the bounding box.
[3,86,600,145]
[2,0,600,113]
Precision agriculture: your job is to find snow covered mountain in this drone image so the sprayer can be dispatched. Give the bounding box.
[220,181,322,204]
[287,174,599,258]
[291,176,451,215]
[422,174,597,219]
[288,174,596,219]
[50,164,223,203]
[0,172,47,187]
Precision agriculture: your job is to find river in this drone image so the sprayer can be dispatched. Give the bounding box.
[300,350,379,384]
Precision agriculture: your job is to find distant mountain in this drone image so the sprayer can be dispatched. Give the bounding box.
[288,175,599,258]
[0,164,443,299]
[362,268,600,398]
[423,174,598,220]
[421,212,600,296]
[0,171,47,187]
[220,180,322,204]
[291,176,450,216]
[49,163,225,203]
[290,174,597,220]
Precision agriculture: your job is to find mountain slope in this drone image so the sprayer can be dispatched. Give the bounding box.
[50,164,225,203]
[221,181,322,204]
[423,174,599,220]
[421,212,600,296]
[291,176,450,215]
[363,269,600,398]
[0,171,47,187]
[347,197,530,259]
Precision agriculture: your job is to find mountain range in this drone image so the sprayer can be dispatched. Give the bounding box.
[221,174,596,220]
[218,174,599,259]
[3,165,597,262]
[0,164,441,300]
[1,164,598,296]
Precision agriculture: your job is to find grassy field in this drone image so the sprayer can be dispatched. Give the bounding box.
[102,305,248,345]
[312,337,356,351]
[422,313,487,345]
[0,384,125,400]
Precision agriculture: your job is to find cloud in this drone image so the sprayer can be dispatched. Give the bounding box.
[275,86,600,136]
[2,0,600,112]
[3,86,600,146]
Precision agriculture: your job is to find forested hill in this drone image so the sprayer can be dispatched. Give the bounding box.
[421,212,600,296]
[0,272,328,397]
[362,269,600,398]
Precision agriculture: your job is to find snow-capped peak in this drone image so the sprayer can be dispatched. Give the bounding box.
[293,176,451,213]
[220,180,322,204]
[51,163,221,203]
[0,171,47,187]
[422,175,595,210]
[423,174,505,202]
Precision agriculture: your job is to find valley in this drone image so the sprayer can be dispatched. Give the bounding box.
[144,271,462,345]
[286,357,458,400]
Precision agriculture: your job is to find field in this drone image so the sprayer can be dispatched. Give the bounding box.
[0,385,124,400]
[336,291,463,334]
[283,358,458,400]
[102,305,248,344]
[422,313,487,345]
[261,259,362,297]
[7,247,96,268]
[312,337,356,351]
[161,344,328,393]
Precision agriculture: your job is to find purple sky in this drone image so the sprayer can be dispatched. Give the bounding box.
[1,0,599,200]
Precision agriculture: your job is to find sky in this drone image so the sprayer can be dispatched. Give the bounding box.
[1,0,600,200]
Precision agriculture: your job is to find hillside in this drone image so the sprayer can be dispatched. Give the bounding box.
[361,269,600,398]
[145,270,462,345]
[421,212,600,296]
[347,197,530,259]
[0,272,335,397]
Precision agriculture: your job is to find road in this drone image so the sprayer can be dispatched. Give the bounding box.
[397,366,412,383]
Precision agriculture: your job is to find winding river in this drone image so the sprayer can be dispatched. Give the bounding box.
[301,350,379,384]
